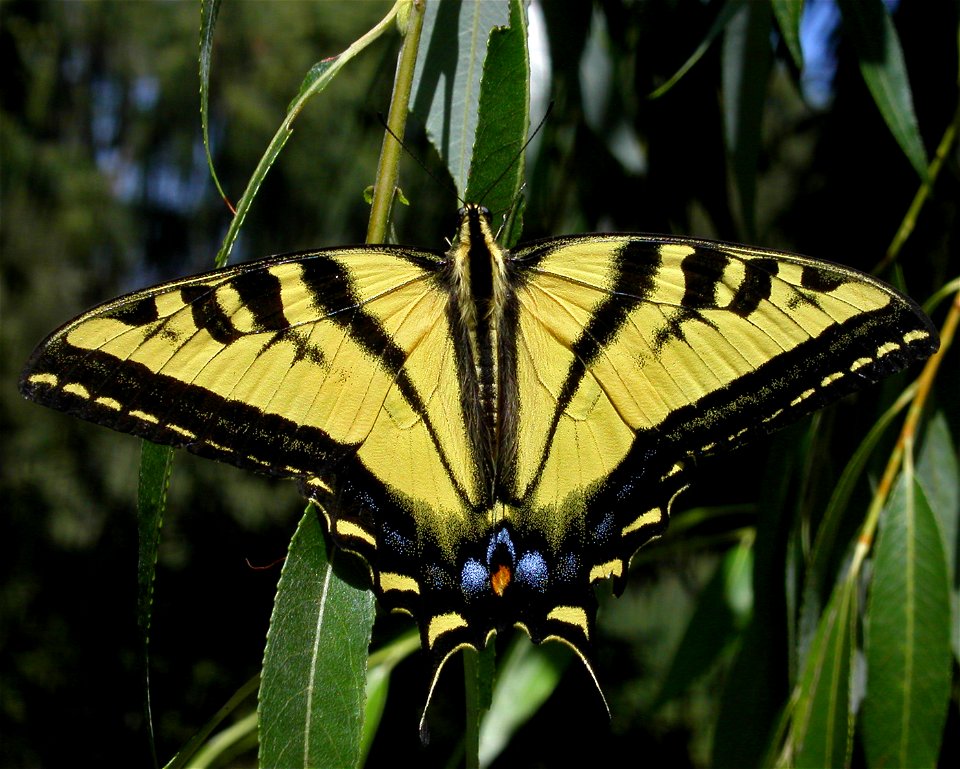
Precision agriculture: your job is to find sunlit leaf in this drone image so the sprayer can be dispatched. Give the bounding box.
[465,0,530,245]
[411,0,510,196]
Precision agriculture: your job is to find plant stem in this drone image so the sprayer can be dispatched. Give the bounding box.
[367,0,425,244]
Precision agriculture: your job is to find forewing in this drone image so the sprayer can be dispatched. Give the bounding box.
[20,247,482,516]
[509,234,938,579]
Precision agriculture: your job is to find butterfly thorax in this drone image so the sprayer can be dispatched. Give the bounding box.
[448,204,516,502]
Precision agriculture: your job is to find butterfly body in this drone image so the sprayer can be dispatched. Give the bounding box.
[20,204,938,706]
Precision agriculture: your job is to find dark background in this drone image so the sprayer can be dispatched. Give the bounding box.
[2,1,956,767]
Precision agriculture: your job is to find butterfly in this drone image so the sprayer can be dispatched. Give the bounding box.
[20,202,938,717]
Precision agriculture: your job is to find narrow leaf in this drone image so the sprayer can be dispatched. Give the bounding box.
[916,412,960,662]
[137,441,173,640]
[649,0,746,99]
[259,507,376,769]
[655,541,752,707]
[771,0,804,69]
[479,639,569,768]
[466,0,530,243]
[862,472,952,769]
[789,578,856,769]
[798,389,914,660]
[411,0,511,196]
[722,0,772,238]
[137,440,173,768]
[361,631,420,764]
[215,4,401,267]
[712,435,798,768]
[837,0,929,179]
[198,0,228,204]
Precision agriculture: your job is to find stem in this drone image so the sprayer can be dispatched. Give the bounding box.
[874,101,960,273]
[214,0,406,267]
[367,0,426,244]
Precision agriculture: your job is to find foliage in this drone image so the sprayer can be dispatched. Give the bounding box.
[2,1,958,767]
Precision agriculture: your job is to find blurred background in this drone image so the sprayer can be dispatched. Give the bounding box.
[1,1,956,767]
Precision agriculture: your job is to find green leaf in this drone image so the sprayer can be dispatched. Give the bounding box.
[479,638,569,768]
[722,0,773,239]
[916,412,960,662]
[164,676,260,769]
[917,412,959,577]
[649,0,747,99]
[137,441,172,640]
[198,0,228,204]
[291,59,339,111]
[862,471,952,769]
[259,506,376,769]
[836,0,929,179]
[137,440,173,764]
[465,0,530,243]
[712,433,799,769]
[361,631,420,764]
[411,0,511,197]
[771,0,803,69]
[215,4,401,266]
[798,390,913,661]
[788,577,856,769]
[655,540,753,708]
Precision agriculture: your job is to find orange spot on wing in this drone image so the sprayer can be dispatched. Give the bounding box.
[491,564,512,596]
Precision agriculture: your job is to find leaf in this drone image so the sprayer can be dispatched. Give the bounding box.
[137,440,173,764]
[478,639,569,768]
[648,0,746,100]
[198,0,228,205]
[465,0,530,243]
[361,631,420,764]
[214,4,402,267]
[797,389,914,661]
[654,540,753,708]
[411,0,511,197]
[862,471,952,769]
[259,507,376,769]
[787,578,857,769]
[916,412,960,661]
[137,441,172,640]
[712,433,799,769]
[836,0,929,180]
[163,675,260,769]
[722,0,773,239]
[771,0,803,69]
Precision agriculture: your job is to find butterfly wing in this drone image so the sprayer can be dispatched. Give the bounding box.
[21,245,487,530]
[502,234,938,652]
